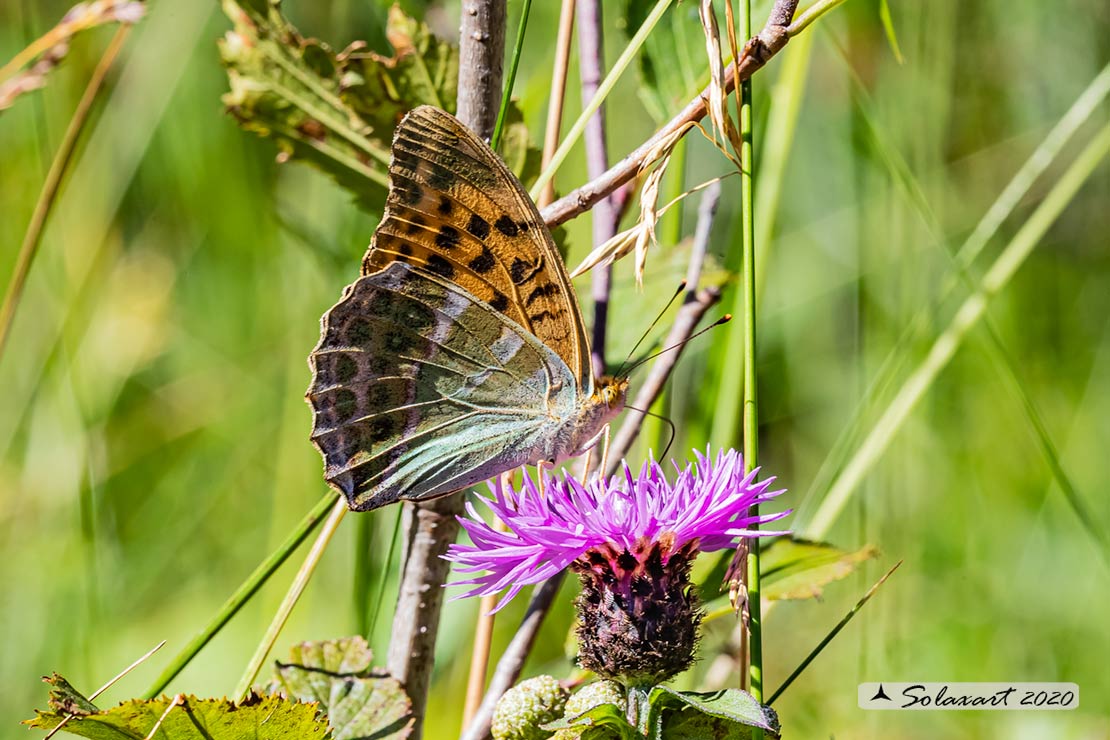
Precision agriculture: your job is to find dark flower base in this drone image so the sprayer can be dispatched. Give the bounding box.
[573,534,703,685]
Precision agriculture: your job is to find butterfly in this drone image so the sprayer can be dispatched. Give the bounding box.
[306,105,628,511]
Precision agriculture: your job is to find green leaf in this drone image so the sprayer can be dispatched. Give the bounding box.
[648,687,780,740]
[26,682,330,740]
[495,102,543,188]
[760,537,878,601]
[338,6,458,145]
[543,701,638,739]
[220,2,541,212]
[623,0,706,122]
[270,636,413,740]
[41,673,99,716]
[219,1,461,213]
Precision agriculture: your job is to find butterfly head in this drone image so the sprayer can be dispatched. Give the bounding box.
[558,375,629,462]
[596,374,629,413]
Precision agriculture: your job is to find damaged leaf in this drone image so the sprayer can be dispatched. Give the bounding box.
[26,676,329,740]
[761,537,879,601]
[269,636,413,740]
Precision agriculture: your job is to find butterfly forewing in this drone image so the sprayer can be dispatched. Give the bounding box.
[361,106,592,389]
[308,262,579,510]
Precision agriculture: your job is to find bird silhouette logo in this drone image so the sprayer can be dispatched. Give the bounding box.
[870,684,892,701]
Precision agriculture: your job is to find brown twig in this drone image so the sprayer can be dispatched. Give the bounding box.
[577,0,618,381]
[387,496,465,737]
[607,182,723,464]
[388,3,507,737]
[0,25,130,365]
[462,1,572,723]
[456,0,507,141]
[539,0,799,229]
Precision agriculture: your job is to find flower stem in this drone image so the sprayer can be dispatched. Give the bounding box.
[737,0,764,714]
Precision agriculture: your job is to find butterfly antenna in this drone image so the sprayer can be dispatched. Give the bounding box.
[624,405,678,461]
[624,314,732,376]
[615,281,687,378]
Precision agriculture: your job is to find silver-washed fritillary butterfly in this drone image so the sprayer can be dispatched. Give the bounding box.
[306,106,628,511]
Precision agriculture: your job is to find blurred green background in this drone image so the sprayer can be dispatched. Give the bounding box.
[2,1,1108,738]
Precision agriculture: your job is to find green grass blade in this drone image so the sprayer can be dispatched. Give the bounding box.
[767,560,902,705]
[801,121,1110,539]
[979,319,1110,563]
[878,0,904,64]
[233,496,348,698]
[713,27,815,447]
[491,0,532,150]
[142,492,338,699]
[798,59,1110,526]
[529,0,675,201]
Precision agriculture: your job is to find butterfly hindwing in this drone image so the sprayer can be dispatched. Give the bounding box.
[361,105,593,389]
[308,262,579,510]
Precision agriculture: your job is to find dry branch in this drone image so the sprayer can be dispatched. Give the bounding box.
[539,0,799,229]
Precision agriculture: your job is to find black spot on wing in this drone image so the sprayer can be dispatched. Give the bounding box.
[529,310,556,324]
[510,256,544,285]
[386,331,410,351]
[394,177,423,206]
[392,148,420,172]
[425,254,455,279]
[368,291,393,316]
[402,215,426,234]
[435,225,461,250]
[368,383,392,408]
[330,355,357,386]
[426,163,455,191]
[525,283,559,306]
[370,415,395,443]
[489,292,509,313]
[345,317,374,345]
[437,196,453,215]
[466,214,491,240]
[332,389,358,422]
[400,300,436,330]
[338,423,371,461]
[468,246,496,274]
[510,258,527,284]
[495,215,520,237]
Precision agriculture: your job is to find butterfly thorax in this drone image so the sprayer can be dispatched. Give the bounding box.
[557,375,628,463]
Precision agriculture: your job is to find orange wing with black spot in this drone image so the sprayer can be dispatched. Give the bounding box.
[361,105,593,388]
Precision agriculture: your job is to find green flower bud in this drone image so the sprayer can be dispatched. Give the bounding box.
[492,675,569,740]
[564,680,626,717]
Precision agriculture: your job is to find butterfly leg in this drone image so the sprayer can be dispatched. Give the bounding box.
[598,423,612,477]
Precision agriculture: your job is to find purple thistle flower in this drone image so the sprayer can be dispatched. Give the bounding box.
[447,447,789,610]
[447,447,789,684]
